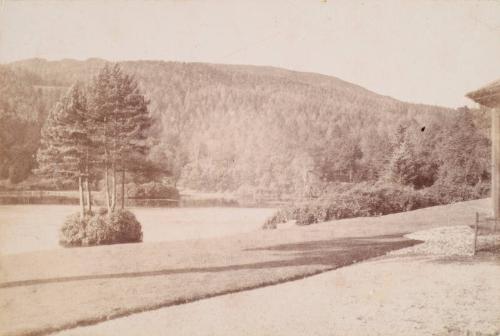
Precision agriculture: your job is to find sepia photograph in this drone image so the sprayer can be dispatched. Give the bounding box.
[0,0,499,335]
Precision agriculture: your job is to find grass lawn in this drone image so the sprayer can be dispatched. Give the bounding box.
[0,198,490,336]
[0,206,276,254]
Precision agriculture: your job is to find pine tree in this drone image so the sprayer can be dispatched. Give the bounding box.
[111,65,152,209]
[88,64,152,211]
[36,83,91,217]
[436,108,490,186]
[88,64,114,212]
[386,140,419,186]
[36,64,151,214]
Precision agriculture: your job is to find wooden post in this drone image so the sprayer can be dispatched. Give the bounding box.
[473,212,479,256]
[492,108,500,220]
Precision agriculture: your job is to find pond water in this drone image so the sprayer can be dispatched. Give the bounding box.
[0,205,276,255]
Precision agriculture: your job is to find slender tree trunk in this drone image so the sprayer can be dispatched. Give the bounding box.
[78,173,87,210]
[111,107,118,212]
[85,178,92,213]
[85,149,92,213]
[104,118,111,213]
[104,156,111,213]
[121,169,125,209]
[78,175,85,218]
[111,159,116,211]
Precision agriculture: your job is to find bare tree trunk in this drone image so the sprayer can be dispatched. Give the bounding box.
[121,169,125,209]
[104,157,111,213]
[81,178,86,211]
[78,175,85,218]
[111,108,118,212]
[104,118,111,214]
[85,178,92,213]
[85,149,92,213]
[111,160,116,211]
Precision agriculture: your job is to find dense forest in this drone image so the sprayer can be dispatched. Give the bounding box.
[0,58,491,200]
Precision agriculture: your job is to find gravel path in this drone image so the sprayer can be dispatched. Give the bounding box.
[389,225,500,257]
[55,226,500,336]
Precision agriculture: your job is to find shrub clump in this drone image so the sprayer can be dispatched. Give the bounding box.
[424,181,489,205]
[263,182,437,228]
[126,182,180,200]
[59,213,88,246]
[261,219,277,230]
[59,209,143,247]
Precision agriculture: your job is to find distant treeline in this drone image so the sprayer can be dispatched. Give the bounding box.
[0,59,491,199]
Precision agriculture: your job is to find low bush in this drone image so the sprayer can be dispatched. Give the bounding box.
[263,182,438,228]
[59,213,88,246]
[425,181,489,205]
[59,209,143,247]
[125,182,179,199]
[94,182,179,206]
[261,218,278,230]
[261,206,298,229]
[180,198,238,207]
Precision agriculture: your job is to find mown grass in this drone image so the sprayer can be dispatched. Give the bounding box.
[0,198,489,336]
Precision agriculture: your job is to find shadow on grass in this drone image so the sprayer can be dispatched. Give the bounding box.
[0,235,418,289]
[246,234,410,252]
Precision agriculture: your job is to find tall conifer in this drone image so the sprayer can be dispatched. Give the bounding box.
[88,64,152,211]
[36,83,90,217]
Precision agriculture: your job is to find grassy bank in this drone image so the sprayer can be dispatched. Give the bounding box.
[0,199,490,336]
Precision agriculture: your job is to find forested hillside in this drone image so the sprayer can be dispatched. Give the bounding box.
[0,66,64,183]
[1,58,490,198]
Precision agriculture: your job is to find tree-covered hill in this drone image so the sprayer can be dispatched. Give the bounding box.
[0,66,65,182]
[1,58,490,196]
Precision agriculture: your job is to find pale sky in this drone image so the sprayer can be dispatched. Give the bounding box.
[1,0,499,108]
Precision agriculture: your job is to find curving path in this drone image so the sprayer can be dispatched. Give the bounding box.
[55,252,500,336]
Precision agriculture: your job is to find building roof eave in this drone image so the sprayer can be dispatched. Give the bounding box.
[466,79,500,108]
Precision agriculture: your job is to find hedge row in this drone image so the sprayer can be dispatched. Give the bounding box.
[125,182,180,200]
[262,182,489,229]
